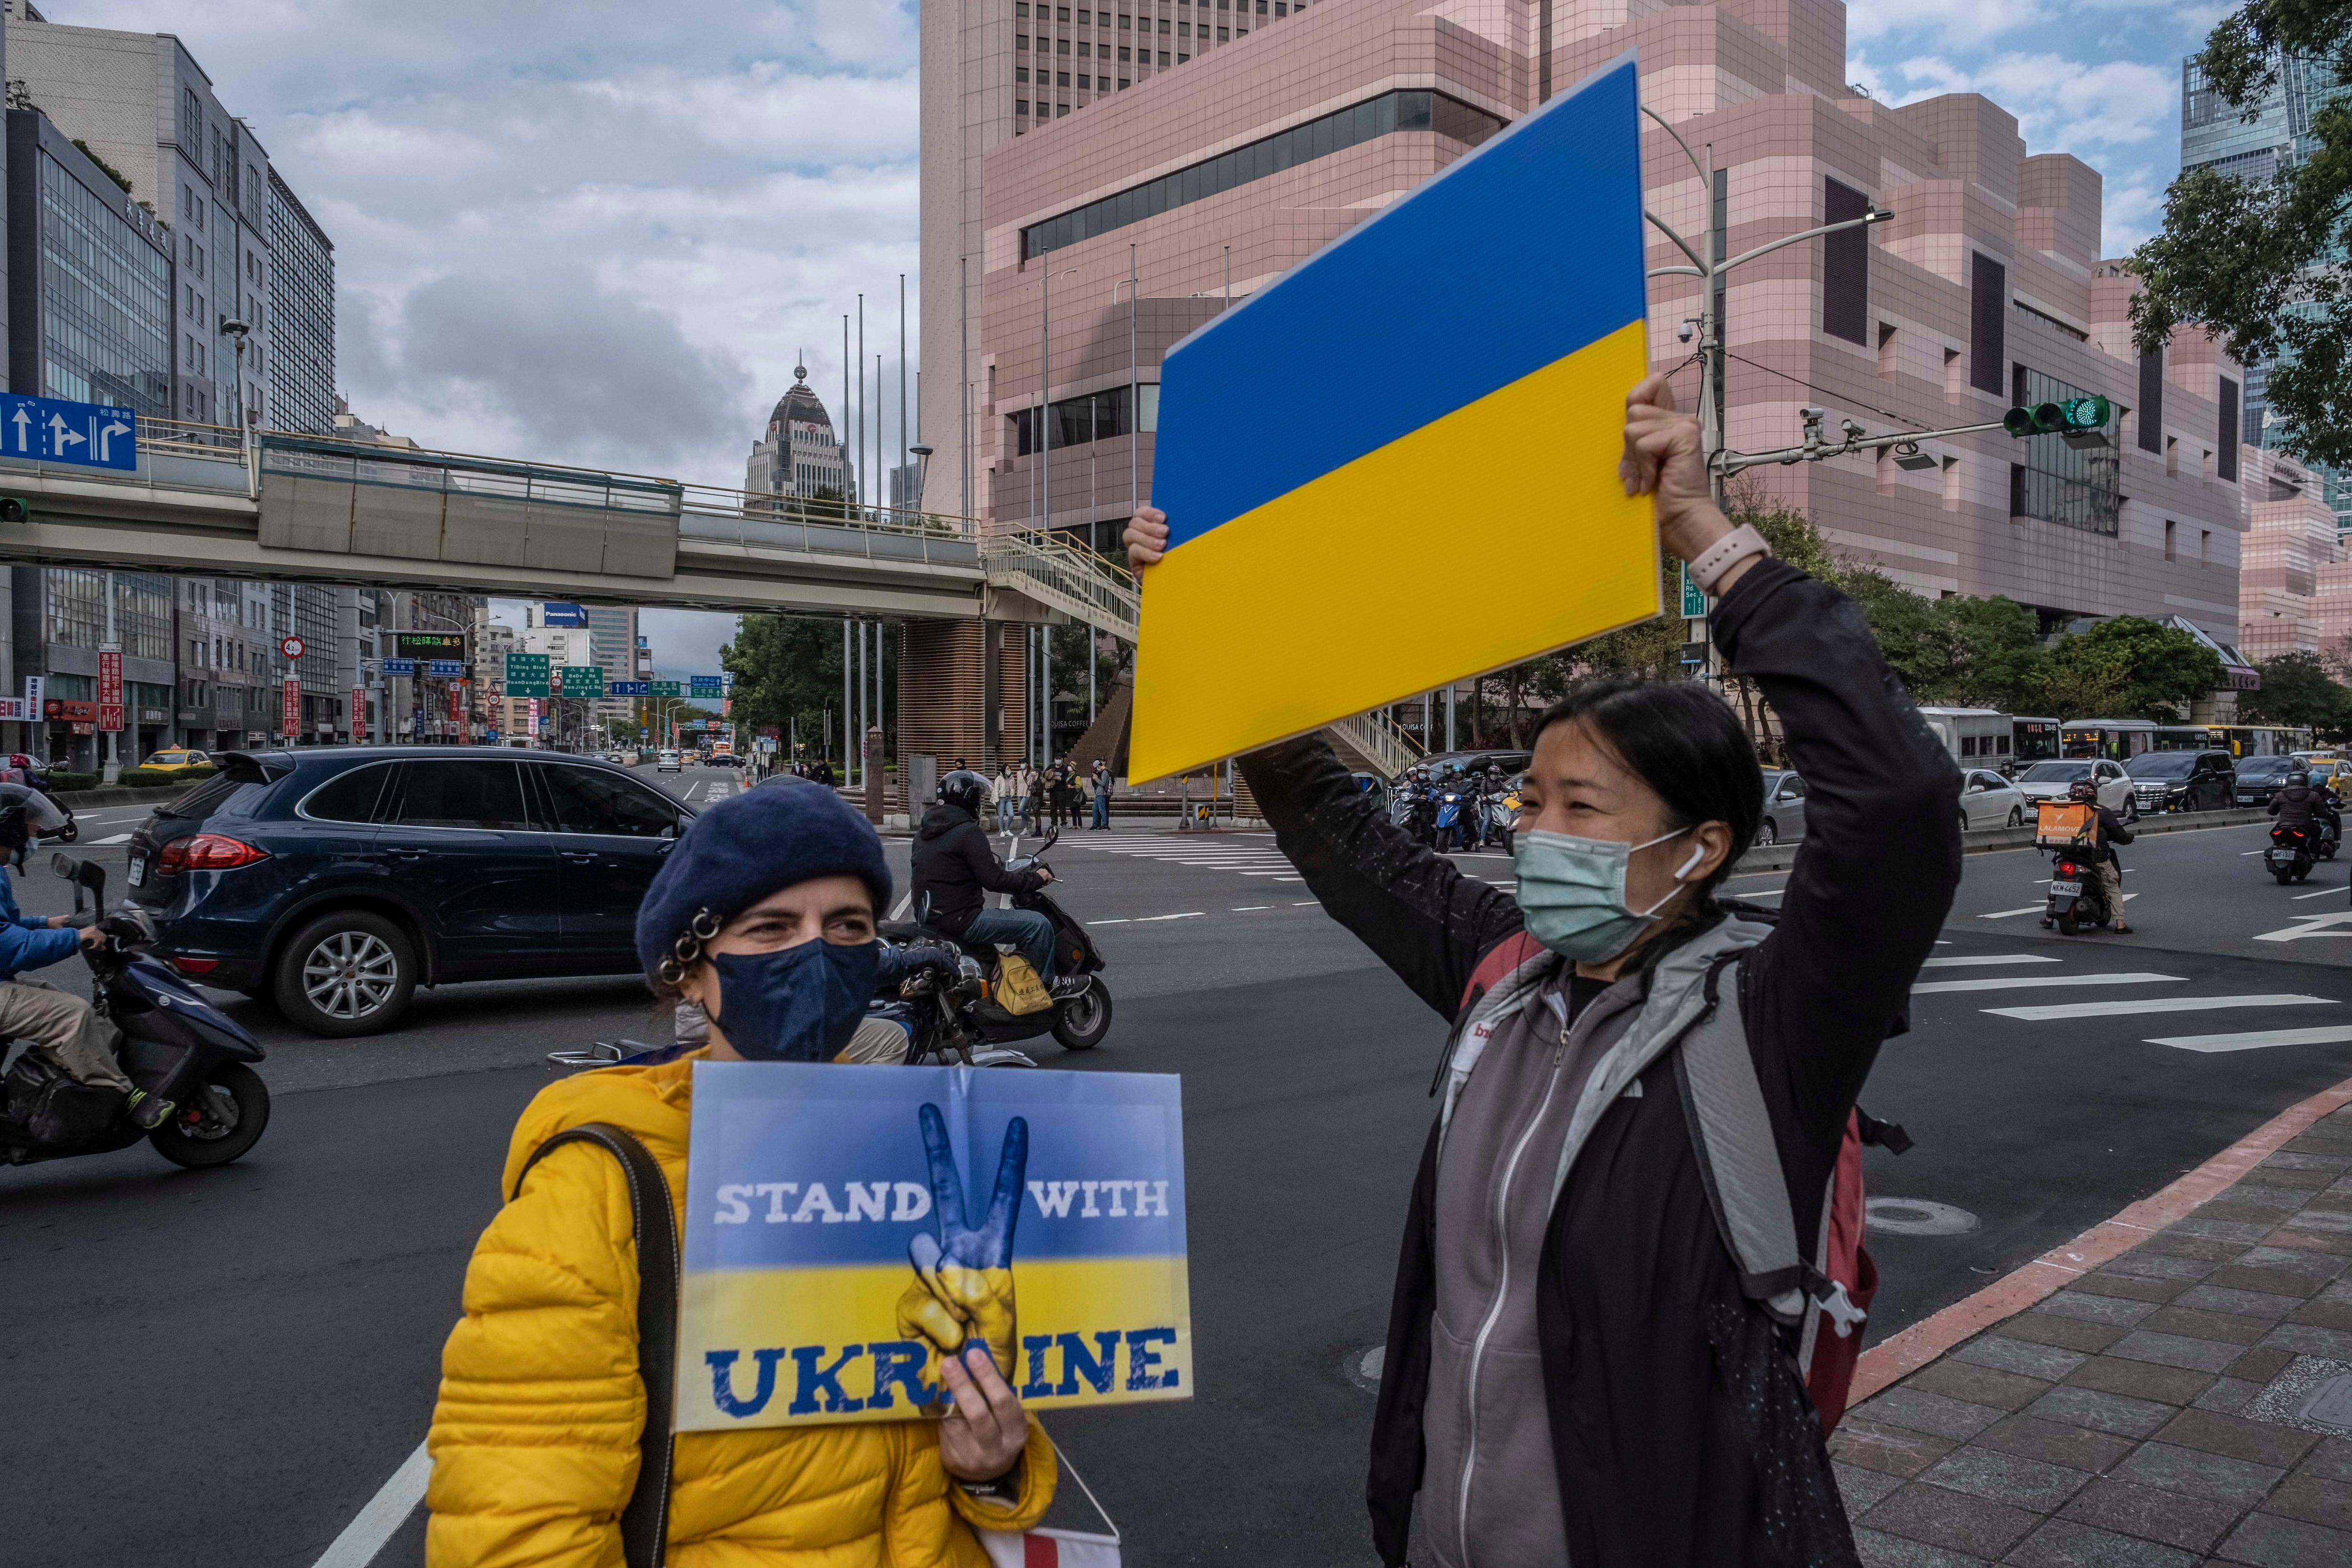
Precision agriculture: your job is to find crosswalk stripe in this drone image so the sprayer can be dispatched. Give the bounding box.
[1914,972,2182,995]
[93,832,132,844]
[1921,955,2062,968]
[2144,1025,2352,1054]
[1987,994,2336,1022]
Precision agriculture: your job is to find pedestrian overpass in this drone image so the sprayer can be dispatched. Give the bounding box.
[0,418,1140,639]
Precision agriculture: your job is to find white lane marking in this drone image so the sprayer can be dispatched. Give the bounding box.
[1293,900,1319,906]
[2257,913,2352,943]
[1921,955,2063,968]
[1233,905,1270,911]
[2145,1024,2352,1054]
[1740,888,1784,900]
[888,893,912,920]
[1978,905,2047,919]
[1134,912,1204,922]
[2242,850,2267,855]
[309,1441,429,1568]
[92,833,131,844]
[1987,994,2336,1022]
[1914,971,2182,995]
[2291,886,2342,899]
[1085,918,1130,925]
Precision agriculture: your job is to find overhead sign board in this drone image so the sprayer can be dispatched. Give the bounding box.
[650,681,682,698]
[539,603,588,627]
[690,675,723,698]
[427,659,466,678]
[608,679,650,697]
[1129,56,1656,782]
[0,392,136,471]
[381,658,415,677]
[558,664,605,699]
[393,631,466,659]
[503,652,550,698]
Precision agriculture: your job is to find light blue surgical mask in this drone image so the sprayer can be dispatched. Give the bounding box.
[1512,827,1706,963]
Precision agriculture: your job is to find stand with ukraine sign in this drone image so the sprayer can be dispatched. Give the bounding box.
[1129,56,1655,780]
[679,1062,1189,1433]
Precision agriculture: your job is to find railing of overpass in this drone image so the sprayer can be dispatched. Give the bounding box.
[48,420,1144,637]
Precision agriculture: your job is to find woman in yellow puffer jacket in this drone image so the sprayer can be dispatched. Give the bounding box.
[426,782,1055,1566]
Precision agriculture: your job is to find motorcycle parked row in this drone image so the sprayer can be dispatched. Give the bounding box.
[1394,770,1515,853]
[0,853,267,1169]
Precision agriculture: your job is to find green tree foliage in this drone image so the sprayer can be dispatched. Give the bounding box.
[2022,617,2226,721]
[2241,649,2352,735]
[721,615,885,756]
[2130,0,2352,472]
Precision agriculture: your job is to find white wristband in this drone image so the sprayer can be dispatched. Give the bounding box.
[1687,524,1771,595]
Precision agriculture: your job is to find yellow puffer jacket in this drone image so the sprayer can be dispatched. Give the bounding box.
[426,1051,1056,1566]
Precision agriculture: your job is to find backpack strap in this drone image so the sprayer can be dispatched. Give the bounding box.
[516,1123,679,1568]
[1671,956,1864,1338]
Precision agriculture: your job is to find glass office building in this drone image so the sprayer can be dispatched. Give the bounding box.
[267,168,335,434]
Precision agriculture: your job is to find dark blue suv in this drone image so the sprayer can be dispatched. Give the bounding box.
[125,748,694,1037]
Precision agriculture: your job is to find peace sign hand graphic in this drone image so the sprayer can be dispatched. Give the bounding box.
[896,1103,1029,1381]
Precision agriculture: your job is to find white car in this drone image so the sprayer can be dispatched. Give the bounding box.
[2011,758,2136,820]
[1957,768,2029,831]
[656,749,682,773]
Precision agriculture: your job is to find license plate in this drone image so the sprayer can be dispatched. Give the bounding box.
[2239,796,2256,804]
[2049,880,2082,896]
[127,854,145,888]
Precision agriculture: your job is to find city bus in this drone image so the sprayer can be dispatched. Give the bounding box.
[2012,717,2061,767]
[1918,708,2013,764]
[2204,724,2313,758]
[2060,719,2157,761]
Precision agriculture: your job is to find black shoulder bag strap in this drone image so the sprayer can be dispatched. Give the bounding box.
[514,1122,680,1568]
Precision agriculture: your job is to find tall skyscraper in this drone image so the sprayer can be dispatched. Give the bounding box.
[744,365,850,506]
[268,169,334,434]
[2182,51,2350,532]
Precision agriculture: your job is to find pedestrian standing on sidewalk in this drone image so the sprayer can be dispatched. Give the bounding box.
[1124,374,1961,1568]
[1023,765,1044,832]
[993,764,1017,834]
[1091,761,1113,829]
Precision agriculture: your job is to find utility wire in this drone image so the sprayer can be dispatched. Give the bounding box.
[1720,349,1946,437]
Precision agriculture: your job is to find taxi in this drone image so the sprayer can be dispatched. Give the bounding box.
[139,748,213,776]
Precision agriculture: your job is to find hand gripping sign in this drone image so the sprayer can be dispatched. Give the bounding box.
[678,1061,1190,1430]
[1130,56,1656,782]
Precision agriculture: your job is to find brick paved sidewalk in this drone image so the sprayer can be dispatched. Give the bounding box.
[1835,1094,2352,1566]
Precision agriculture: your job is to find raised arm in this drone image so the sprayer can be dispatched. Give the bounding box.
[1240,736,1525,1019]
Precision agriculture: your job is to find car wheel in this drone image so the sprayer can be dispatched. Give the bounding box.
[2008,806,2024,828]
[2123,796,2139,824]
[273,911,416,1038]
[1755,820,1778,847]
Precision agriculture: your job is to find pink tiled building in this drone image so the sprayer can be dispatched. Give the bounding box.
[921,0,2250,645]
[2241,444,2352,661]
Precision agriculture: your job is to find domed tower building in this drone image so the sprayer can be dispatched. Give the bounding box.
[745,363,852,512]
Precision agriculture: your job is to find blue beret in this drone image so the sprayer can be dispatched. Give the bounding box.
[634,784,892,975]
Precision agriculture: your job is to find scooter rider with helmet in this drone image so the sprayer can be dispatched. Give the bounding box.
[912,769,1071,994]
[0,789,170,1126]
[2271,769,2341,853]
[2065,776,2137,934]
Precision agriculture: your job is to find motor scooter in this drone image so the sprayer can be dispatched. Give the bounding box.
[2040,846,2113,935]
[2268,822,2319,884]
[890,828,1112,1053]
[0,852,268,1167]
[1434,787,1471,852]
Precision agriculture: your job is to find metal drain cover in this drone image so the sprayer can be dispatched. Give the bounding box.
[2296,1372,2352,1432]
[1866,1198,1980,1236]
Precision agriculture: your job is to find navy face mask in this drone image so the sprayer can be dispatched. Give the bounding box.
[710,939,879,1062]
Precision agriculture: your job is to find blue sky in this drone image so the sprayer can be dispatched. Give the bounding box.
[1845,0,2228,252]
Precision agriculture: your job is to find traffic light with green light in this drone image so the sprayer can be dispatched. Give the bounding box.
[2003,395,2111,438]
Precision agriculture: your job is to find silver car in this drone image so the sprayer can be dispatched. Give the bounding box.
[1757,769,1808,846]
[2012,758,2137,819]
[1958,768,2029,830]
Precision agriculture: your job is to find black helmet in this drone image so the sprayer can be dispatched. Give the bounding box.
[2289,771,2313,789]
[938,769,991,816]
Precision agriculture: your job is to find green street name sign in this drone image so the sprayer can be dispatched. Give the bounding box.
[503,652,550,698]
[649,680,681,698]
[558,664,606,698]
[1679,562,1708,619]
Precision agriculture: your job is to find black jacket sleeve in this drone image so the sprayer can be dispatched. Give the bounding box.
[2097,807,2136,847]
[1716,559,1964,1149]
[1240,739,1524,1020]
[954,820,1043,895]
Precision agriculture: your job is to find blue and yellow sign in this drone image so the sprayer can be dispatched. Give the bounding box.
[1132,56,1656,782]
[678,1062,1191,1431]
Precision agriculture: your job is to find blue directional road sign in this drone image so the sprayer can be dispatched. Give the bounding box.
[608,680,650,696]
[690,675,722,697]
[0,393,137,471]
[381,658,416,677]
[427,660,466,678]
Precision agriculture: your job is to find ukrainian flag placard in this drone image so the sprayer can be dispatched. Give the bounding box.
[1132,55,1655,782]
[677,1061,1190,1430]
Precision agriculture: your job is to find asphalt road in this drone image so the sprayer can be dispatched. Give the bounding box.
[5,768,2352,1566]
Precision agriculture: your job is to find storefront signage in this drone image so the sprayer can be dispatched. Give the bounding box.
[352,688,368,743]
[97,645,122,732]
[42,699,95,722]
[282,678,301,739]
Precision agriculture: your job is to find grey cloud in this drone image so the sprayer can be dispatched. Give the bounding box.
[389,268,753,473]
